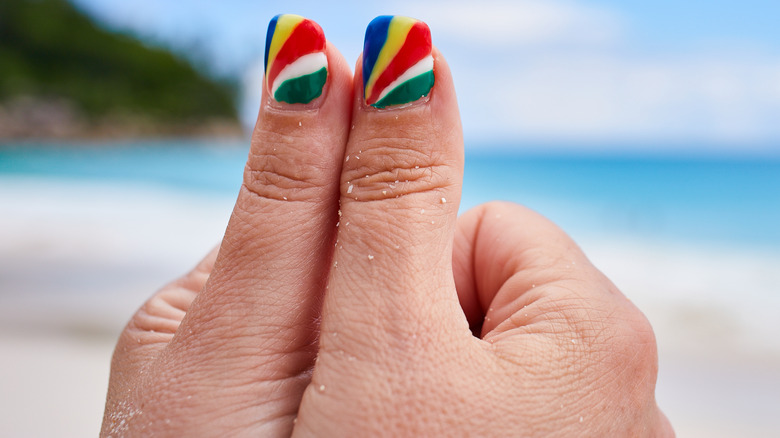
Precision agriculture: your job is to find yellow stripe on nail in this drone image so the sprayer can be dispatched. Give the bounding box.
[364,16,416,100]
[266,14,305,77]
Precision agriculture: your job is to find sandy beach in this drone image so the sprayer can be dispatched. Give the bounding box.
[1,175,779,437]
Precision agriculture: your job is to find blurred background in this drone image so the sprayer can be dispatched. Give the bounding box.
[1,0,779,436]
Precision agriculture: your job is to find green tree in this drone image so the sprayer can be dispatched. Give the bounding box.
[0,0,237,122]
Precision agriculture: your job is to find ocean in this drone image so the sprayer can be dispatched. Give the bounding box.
[1,139,779,347]
[2,139,779,248]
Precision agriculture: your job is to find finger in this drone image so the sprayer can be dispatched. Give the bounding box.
[452,201,654,348]
[320,17,469,357]
[162,14,351,402]
[453,202,663,435]
[105,246,216,408]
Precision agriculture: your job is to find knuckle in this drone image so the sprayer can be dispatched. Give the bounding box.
[541,295,660,417]
[242,158,318,202]
[341,138,456,202]
[480,200,525,216]
[536,290,658,375]
[128,288,191,339]
[620,311,659,374]
[603,313,661,422]
[584,305,659,401]
[595,302,658,373]
[242,132,330,202]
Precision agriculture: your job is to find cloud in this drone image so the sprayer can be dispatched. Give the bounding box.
[236,0,780,151]
[459,52,780,147]
[389,0,780,149]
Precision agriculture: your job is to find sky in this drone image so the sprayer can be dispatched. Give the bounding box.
[71,0,780,153]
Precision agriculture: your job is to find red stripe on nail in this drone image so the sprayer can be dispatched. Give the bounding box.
[366,21,431,106]
[267,20,326,87]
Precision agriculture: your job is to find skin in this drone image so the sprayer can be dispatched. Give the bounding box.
[101,43,674,437]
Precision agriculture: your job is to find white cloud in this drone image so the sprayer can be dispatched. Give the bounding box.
[390,0,780,149]
[457,51,780,147]
[236,0,780,151]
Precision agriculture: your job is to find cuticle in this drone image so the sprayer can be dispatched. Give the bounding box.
[266,74,330,112]
[361,92,431,112]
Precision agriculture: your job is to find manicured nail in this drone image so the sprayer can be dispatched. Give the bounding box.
[264,14,328,105]
[363,16,434,109]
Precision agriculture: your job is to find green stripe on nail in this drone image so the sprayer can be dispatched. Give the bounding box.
[372,70,434,109]
[273,67,328,104]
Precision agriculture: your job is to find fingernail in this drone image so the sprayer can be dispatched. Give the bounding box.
[362,16,434,109]
[264,14,328,105]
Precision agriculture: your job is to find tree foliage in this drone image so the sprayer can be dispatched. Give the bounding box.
[0,0,237,122]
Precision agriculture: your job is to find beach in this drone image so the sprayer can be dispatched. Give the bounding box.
[4,0,780,434]
[1,144,779,436]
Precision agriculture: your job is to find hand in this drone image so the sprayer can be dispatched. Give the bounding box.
[294,198,673,436]
[102,16,672,437]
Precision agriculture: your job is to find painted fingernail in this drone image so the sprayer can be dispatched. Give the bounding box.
[264,14,328,105]
[363,16,434,109]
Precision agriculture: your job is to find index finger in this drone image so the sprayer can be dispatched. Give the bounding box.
[453,201,639,340]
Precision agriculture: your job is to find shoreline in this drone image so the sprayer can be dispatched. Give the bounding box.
[2,175,778,356]
[0,121,245,142]
[0,98,244,141]
[0,135,248,148]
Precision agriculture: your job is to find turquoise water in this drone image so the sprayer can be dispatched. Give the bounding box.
[2,140,779,248]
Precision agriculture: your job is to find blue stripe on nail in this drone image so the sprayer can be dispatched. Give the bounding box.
[264,14,280,72]
[362,15,392,88]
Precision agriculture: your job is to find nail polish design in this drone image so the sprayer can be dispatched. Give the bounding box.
[265,14,328,104]
[363,16,434,109]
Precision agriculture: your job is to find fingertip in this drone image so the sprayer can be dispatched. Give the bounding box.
[429,47,459,111]
[175,15,356,373]
[316,18,468,351]
[351,44,459,116]
[322,41,354,106]
[260,39,353,117]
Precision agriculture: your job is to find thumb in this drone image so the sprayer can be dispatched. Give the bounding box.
[319,19,468,361]
[294,19,477,436]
